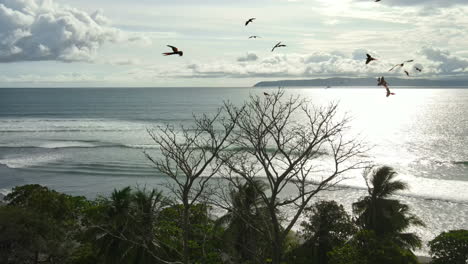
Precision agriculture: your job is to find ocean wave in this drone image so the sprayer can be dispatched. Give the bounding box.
[0,153,63,169]
[0,141,156,150]
[0,188,11,197]
[0,118,152,133]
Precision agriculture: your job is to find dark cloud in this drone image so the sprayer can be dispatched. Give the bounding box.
[0,0,121,63]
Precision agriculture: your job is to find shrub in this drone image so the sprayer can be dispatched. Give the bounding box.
[328,230,419,264]
[429,229,468,264]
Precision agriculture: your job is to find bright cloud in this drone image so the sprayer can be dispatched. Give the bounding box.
[130,47,468,79]
[0,0,123,62]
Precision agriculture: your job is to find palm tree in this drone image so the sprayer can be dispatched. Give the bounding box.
[94,186,133,264]
[353,166,425,250]
[87,187,167,264]
[129,189,167,263]
[217,180,271,263]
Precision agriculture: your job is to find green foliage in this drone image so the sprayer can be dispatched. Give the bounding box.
[5,184,89,223]
[0,206,57,263]
[353,166,424,250]
[157,203,224,264]
[328,230,419,264]
[218,180,273,264]
[65,243,99,264]
[429,229,468,264]
[84,187,168,264]
[287,201,357,264]
[0,184,90,264]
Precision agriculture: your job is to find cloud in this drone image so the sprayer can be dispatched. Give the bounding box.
[137,47,468,79]
[353,0,468,7]
[0,0,123,63]
[419,47,468,74]
[237,52,258,62]
[179,50,391,78]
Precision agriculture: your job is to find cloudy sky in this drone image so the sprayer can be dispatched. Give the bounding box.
[0,0,467,87]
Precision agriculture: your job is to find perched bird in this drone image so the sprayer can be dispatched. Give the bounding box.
[389,60,414,71]
[415,67,423,72]
[245,18,256,26]
[366,54,377,64]
[271,42,286,52]
[249,35,261,39]
[377,77,395,97]
[404,70,410,77]
[162,45,183,56]
[263,92,270,96]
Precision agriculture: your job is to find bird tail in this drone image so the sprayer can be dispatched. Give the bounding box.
[162,53,172,56]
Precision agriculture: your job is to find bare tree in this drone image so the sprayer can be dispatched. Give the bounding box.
[146,103,243,264]
[219,90,368,264]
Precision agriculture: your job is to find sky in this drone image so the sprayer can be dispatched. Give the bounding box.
[0,0,467,87]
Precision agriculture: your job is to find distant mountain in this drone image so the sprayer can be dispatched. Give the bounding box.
[253,78,468,87]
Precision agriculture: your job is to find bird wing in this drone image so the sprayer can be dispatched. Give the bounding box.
[405,71,410,76]
[405,60,414,63]
[245,18,255,25]
[367,54,372,59]
[389,64,399,71]
[272,42,281,51]
[167,45,178,52]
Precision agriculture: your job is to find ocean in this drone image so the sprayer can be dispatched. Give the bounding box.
[0,87,467,252]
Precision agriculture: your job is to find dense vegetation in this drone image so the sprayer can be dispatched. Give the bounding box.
[1,175,464,263]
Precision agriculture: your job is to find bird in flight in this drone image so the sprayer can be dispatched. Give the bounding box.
[366,54,377,64]
[415,67,423,72]
[377,77,395,97]
[404,70,410,77]
[163,45,183,56]
[249,35,261,39]
[389,60,414,71]
[245,18,256,26]
[271,42,286,52]
[263,92,270,96]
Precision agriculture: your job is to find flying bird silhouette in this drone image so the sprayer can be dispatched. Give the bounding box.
[366,54,377,64]
[389,60,414,71]
[271,42,286,52]
[404,70,410,77]
[415,67,423,72]
[377,77,395,97]
[245,18,256,26]
[249,35,261,39]
[162,45,183,56]
[263,92,270,96]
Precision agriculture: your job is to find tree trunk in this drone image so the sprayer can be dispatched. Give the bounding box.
[269,205,283,264]
[272,237,283,264]
[34,251,39,264]
[182,201,190,264]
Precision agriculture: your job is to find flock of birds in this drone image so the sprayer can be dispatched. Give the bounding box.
[366,53,424,97]
[162,5,425,98]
